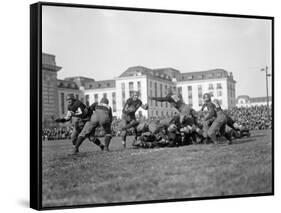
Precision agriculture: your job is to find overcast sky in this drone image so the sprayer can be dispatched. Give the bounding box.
[42,5,272,97]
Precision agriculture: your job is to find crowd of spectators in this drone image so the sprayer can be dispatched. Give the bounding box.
[42,105,272,141]
[226,105,272,130]
[42,126,73,141]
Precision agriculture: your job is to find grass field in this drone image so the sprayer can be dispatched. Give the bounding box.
[42,130,273,207]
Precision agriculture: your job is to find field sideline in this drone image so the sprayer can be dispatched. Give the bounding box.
[42,130,272,207]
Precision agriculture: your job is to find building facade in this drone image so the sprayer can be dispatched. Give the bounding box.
[42,53,237,128]
[42,53,61,128]
[236,95,272,107]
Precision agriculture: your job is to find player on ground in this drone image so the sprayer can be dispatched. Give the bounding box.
[120,91,148,148]
[55,94,92,145]
[72,97,113,154]
[149,87,198,133]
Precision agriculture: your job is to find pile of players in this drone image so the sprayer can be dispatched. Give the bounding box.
[55,88,250,154]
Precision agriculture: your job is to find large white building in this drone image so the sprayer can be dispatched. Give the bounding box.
[82,66,236,118]
[42,53,236,127]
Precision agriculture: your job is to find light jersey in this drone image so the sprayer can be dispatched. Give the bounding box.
[95,103,112,114]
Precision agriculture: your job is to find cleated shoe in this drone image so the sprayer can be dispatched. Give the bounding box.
[100,144,105,151]
[71,147,79,155]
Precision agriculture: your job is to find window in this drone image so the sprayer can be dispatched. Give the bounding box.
[160,84,163,107]
[103,93,107,98]
[61,93,65,115]
[178,86,182,96]
[112,92,116,112]
[94,94,99,103]
[122,82,126,107]
[188,86,193,106]
[129,82,134,97]
[154,82,158,107]
[217,83,222,89]
[198,85,203,106]
[137,81,141,98]
[217,90,222,97]
[165,85,168,108]
[85,95,89,107]
[208,83,214,90]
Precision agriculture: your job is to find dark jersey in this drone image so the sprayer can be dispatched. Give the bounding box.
[202,102,217,120]
[67,99,88,118]
[123,98,142,115]
[151,93,184,110]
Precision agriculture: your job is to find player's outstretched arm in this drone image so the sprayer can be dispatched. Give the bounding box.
[149,96,170,102]
[55,111,72,123]
[141,104,149,110]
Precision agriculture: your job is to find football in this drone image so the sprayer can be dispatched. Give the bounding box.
[126,106,136,113]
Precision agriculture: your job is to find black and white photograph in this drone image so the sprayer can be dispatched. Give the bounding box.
[32,2,273,209]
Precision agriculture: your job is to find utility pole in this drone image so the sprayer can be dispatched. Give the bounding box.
[261,66,271,119]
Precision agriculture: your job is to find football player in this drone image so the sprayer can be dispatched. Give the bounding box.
[120,91,148,148]
[55,94,92,145]
[72,97,113,154]
[201,94,231,144]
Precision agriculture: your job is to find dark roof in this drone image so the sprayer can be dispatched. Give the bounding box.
[57,79,79,90]
[119,66,172,81]
[119,67,235,82]
[153,68,181,79]
[180,69,230,81]
[86,79,116,89]
[119,66,152,77]
[64,76,95,82]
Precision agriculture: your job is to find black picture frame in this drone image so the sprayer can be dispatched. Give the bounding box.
[30,1,274,210]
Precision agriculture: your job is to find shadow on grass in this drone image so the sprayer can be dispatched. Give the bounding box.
[250,134,267,138]
[232,138,256,145]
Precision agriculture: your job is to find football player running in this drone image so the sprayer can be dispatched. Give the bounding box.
[120,91,148,148]
[55,94,92,146]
